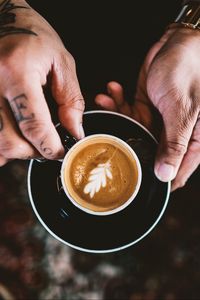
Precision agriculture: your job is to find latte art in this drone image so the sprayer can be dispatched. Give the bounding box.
[62,136,140,213]
[84,161,112,198]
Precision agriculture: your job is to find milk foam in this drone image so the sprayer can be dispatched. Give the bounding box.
[64,137,139,212]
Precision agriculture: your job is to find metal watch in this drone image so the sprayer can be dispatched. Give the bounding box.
[175,1,200,29]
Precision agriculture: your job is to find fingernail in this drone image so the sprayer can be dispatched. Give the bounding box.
[155,163,175,182]
[79,124,85,139]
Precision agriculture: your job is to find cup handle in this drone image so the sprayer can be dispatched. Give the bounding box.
[35,123,77,163]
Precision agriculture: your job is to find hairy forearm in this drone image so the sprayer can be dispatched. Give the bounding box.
[0,0,36,38]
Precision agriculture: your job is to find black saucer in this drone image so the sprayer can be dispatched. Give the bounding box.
[28,111,170,253]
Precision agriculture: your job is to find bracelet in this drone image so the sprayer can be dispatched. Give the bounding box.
[167,2,200,31]
[167,21,200,31]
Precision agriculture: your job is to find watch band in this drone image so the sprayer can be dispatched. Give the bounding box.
[174,1,200,29]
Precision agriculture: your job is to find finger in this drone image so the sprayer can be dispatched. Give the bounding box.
[108,80,154,130]
[107,81,132,116]
[95,94,118,111]
[5,78,65,160]
[51,52,85,140]
[131,99,154,130]
[0,97,38,160]
[0,155,9,167]
[171,117,200,191]
[154,102,198,182]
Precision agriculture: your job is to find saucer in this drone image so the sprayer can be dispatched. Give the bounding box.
[28,111,170,253]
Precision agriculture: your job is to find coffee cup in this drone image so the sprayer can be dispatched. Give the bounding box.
[29,111,170,253]
[60,134,142,216]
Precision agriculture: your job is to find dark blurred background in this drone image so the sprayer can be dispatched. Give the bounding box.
[0,1,200,299]
[29,0,182,103]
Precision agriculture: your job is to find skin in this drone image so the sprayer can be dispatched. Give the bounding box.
[0,0,85,166]
[95,28,200,191]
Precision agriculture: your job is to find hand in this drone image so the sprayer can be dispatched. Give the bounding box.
[0,0,85,166]
[95,27,200,191]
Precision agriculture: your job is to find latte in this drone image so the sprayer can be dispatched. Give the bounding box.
[62,135,141,214]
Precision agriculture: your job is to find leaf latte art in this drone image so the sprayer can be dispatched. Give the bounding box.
[84,162,113,198]
[63,137,139,213]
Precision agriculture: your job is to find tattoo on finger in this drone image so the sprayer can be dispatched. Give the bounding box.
[40,141,53,156]
[7,94,34,123]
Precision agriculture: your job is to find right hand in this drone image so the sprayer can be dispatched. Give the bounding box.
[95,28,200,191]
[0,0,85,166]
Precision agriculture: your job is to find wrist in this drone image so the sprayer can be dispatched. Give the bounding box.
[168,1,200,31]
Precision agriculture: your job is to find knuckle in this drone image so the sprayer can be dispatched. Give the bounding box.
[0,56,32,94]
[189,139,200,153]
[167,141,187,157]
[147,81,186,114]
[65,50,76,67]
[68,97,85,112]
[178,178,187,188]
[0,157,8,167]
[20,119,63,159]
[189,122,200,153]
[175,179,186,190]
[0,138,27,159]
[19,119,47,142]
[1,75,29,100]
[0,52,21,76]
[0,139,16,156]
[60,50,76,72]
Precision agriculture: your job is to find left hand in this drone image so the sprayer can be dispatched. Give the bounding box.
[0,0,85,166]
[95,27,200,191]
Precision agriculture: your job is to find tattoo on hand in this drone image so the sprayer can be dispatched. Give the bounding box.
[0,107,3,131]
[40,141,53,156]
[8,94,34,123]
[0,0,37,38]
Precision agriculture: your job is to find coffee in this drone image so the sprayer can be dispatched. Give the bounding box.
[62,135,141,214]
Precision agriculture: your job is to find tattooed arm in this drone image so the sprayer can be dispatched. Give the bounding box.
[0,0,85,165]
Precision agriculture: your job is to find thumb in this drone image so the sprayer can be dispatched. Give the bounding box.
[155,111,196,182]
[51,52,85,139]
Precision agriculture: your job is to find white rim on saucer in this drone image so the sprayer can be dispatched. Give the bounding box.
[27,110,171,254]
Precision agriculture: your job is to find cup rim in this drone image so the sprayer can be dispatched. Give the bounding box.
[60,133,142,216]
